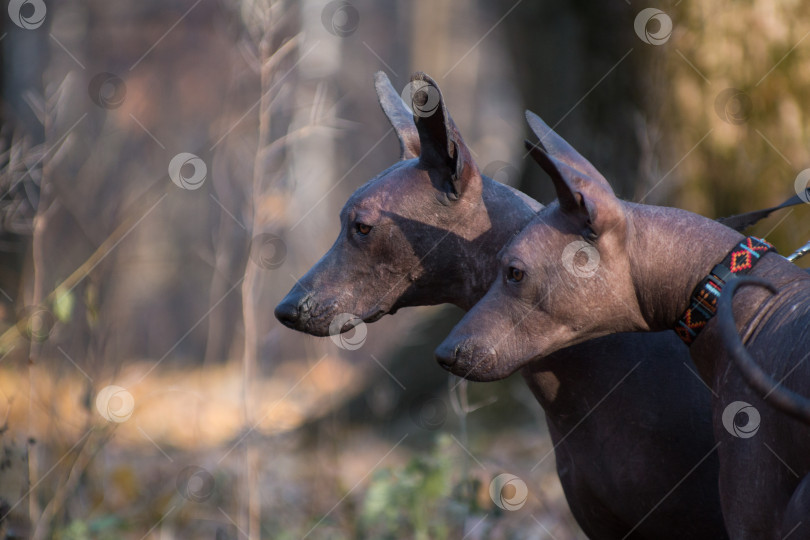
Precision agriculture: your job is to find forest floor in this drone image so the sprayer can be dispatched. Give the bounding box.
[0,353,584,539]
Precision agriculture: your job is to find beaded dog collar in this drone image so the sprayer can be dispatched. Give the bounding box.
[675,236,777,345]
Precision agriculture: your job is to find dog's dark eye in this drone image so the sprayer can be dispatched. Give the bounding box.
[507,267,524,283]
[356,223,372,235]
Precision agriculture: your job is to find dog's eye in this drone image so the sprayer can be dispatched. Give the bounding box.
[507,267,524,283]
[356,223,372,235]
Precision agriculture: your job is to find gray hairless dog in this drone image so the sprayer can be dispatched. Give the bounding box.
[276,72,727,538]
[435,112,810,538]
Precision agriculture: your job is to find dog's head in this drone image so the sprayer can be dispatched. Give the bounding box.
[275,72,511,336]
[435,112,647,380]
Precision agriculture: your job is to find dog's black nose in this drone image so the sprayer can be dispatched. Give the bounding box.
[274,298,300,328]
[434,341,460,368]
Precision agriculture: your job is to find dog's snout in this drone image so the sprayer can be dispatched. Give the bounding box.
[275,279,318,329]
[274,298,300,328]
[435,340,462,368]
[435,338,499,380]
[275,290,314,328]
[299,294,313,314]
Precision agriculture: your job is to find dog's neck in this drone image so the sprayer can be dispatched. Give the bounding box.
[521,202,748,415]
[625,202,745,330]
[523,203,759,414]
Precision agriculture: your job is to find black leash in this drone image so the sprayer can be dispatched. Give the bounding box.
[716,191,807,231]
[717,191,810,262]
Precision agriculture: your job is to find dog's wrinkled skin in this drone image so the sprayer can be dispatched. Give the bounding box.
[276,73,727,539]
[436,113,810,538]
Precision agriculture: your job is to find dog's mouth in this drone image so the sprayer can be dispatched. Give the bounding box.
[328,306,388,335]
[435,339,524,382]
[283,302,389,337]
[363,308,387,324]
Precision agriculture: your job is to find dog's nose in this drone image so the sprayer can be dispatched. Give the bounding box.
[434,340,460,368]
[435,339,498,379]
[274,298,301,328]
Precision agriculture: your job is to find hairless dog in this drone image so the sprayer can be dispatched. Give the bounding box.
[436,112,810,538]
[276,72,727,538]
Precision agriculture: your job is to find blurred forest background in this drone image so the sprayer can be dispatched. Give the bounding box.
[0,0,809,538]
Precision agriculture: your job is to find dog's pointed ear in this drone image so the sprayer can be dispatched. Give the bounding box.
[406,72,477,199]
[526,139,618,234]
[525,110,609,188]
[375,71,419,160]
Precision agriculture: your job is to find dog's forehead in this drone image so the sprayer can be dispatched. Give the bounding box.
[344,159,430,214]
[506,207,570,259]
[500,229,535,263]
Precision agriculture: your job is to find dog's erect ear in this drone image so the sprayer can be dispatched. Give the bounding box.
[406,72,476,199]
[525,110,610,188]
[526,140,619,233]
[375,72,420,160]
